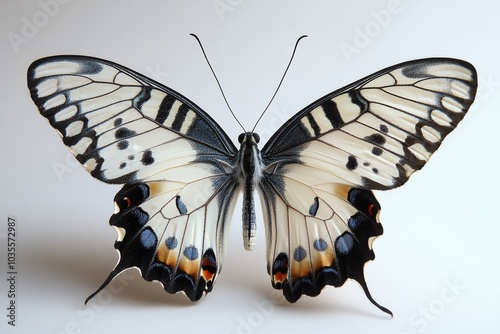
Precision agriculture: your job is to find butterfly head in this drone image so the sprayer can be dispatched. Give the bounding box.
[238,132,260,146]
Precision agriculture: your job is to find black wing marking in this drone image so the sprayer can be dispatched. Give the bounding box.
[258,58,477,314]
[28,56,240,302]
[262,58,477,190]
[28,55,237,184]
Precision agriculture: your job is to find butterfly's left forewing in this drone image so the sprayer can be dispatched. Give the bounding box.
[259,58,477,313]
[28,56,239,301]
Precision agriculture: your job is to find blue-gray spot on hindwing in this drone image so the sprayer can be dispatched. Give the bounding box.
[184,245,199,261]
[313,238,328,252]
[293,246,307,262]
[309,197,319,216]
[165,236,178,250]
[176,195,187,214]
[140,228,157,249]
[335,233,354,255]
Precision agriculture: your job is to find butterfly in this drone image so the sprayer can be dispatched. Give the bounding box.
[27,43,477,316]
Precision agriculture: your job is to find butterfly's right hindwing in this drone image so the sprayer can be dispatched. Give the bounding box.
[28,56,240,302]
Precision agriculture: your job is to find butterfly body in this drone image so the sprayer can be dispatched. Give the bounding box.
[236,132,263,251]
[28,54,477,316]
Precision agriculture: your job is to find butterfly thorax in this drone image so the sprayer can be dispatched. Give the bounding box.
[236,132,264,251]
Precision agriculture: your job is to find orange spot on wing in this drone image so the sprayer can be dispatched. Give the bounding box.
[201,258,215,281]
[274,271,286,283]
[368,204,374,216]
[202,269,215,281]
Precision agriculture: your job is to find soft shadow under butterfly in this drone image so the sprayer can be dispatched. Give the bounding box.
[27,35,477,316]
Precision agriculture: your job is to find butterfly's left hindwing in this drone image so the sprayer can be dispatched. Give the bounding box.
[28,56,239,302]
[259,58,477,313]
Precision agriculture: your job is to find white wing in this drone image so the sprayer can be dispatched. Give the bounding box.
[259,58,477,314]
[28,56,240,301]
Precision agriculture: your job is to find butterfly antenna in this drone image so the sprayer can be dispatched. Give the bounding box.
[190,33,246,132]
[251,35,308,133]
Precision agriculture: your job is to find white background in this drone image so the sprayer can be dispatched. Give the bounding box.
[1,0,499,333]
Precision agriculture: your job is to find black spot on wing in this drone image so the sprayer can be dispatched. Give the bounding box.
[365,133,386,145]
[365,132,386,157]
[346,155,358,170]
[115,127,136,139]
[372,147,383,156]
[117,140,129,150]
[141,150,154,166]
